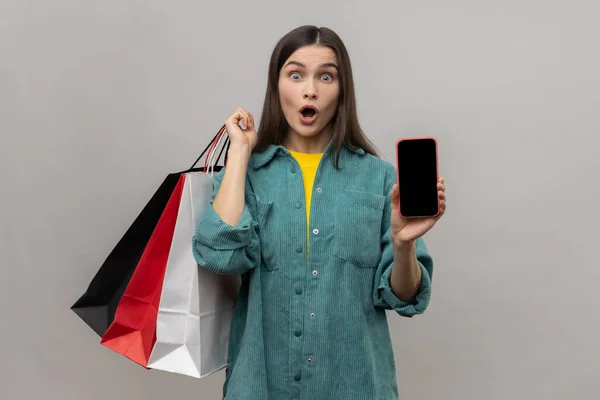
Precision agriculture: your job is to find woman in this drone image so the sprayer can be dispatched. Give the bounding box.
[193,25,446,400]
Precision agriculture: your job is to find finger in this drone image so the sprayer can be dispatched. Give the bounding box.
[238,109,250,129]
[390,184,399,205]
[438,190,445,200]
[439,176,445,184]
[439,200,446,214]
[437,182,445,191]
[242,110,251,129]
[225,116,239,134]
[436,200,445,216]
[227,111,239,125]
[230,109,245,126]
[249,112,255,130]
[233,108,248,129]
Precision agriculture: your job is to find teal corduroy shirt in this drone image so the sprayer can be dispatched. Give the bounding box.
[192,140,434,400]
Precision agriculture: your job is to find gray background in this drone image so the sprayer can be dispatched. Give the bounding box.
[2,1,599,399]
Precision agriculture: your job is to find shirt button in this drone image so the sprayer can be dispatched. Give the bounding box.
[307,357,313,362]
[295,287,303,295]
[294,374,301,382]
[316,187,322,192]
[310,312,316,318]
[294,329,302,337]
[291,167,297,173]
[312,270,318,276]
[312,228,319,235]
[295,246,303,253]
[295,202,302,209]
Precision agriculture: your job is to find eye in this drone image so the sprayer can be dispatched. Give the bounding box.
[321,73,334,82]
[290,72,301,80]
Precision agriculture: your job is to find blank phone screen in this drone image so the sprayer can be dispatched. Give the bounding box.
[396,138,439,217]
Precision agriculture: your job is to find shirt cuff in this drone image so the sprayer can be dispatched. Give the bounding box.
[376,261,432,317]
[194,201,254,251]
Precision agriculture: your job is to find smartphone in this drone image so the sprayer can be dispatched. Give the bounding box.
[395,137,439,218]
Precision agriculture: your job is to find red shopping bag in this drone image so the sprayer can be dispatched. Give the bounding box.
[100,174,185,367]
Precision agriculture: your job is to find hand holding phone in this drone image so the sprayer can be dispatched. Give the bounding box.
[395,137,440,218]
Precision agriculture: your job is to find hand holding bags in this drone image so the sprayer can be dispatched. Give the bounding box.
[72,126,239,377]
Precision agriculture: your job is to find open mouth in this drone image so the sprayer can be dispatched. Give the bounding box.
[301,108,317,118]
[299,105,318,123]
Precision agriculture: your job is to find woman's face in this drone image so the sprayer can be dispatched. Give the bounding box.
[278,45,340,142]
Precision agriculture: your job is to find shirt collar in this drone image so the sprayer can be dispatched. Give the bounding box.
[251,140,365,169]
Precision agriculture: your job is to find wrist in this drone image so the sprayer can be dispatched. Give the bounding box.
[394,239,416,253]
[228,143,251,160]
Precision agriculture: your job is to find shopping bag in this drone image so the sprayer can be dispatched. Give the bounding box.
[99,174,185,366]
[146,171,240,378]
[99,127,231,368]
[71,126,229,337]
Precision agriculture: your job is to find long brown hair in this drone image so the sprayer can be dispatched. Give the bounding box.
[254,25,380,168]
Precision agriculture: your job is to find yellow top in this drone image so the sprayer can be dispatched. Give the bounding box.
[287,149,323,259]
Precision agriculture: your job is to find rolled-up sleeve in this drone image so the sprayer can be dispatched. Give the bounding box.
[374,237,433,317]
[192,168,261,275]
[372,165,434,317]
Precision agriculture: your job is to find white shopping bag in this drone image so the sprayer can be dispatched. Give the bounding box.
[147,171,240,378]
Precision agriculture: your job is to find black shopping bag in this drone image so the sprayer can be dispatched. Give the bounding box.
[71,126,230,336]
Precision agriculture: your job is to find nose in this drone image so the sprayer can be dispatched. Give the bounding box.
[303,82,318,100]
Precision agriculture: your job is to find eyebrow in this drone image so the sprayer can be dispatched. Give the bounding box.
[284,61,339,70]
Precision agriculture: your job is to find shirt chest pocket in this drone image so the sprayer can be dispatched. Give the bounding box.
[255,199,280,271]
[333,188,386,268]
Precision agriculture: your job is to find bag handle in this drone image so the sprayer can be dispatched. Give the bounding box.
[206,130,230,174]
[189,125,230,170]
